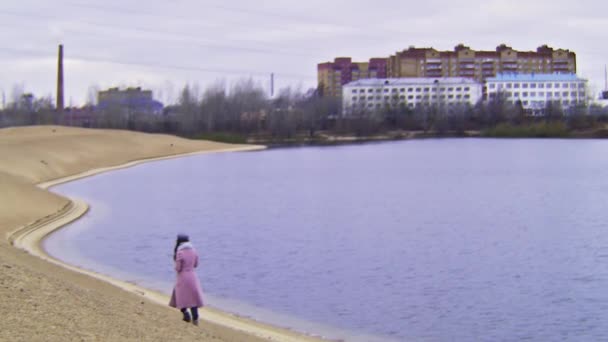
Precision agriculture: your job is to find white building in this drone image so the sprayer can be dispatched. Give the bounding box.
[342,78,483,116]
[485,73,587,115]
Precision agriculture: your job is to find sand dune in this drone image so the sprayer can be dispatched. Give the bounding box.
[0,126,325,342]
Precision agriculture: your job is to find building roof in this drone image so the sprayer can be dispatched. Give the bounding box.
[487,73,585,82]
[344,77,479,87]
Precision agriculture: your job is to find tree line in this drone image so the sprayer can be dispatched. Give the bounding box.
[2,80,608,141]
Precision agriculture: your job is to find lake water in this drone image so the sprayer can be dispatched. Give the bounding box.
[45,139,608,341]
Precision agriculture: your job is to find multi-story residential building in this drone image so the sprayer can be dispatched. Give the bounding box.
[387,44,576,82]
[485,73,587,115]
[317,57,387,97]
[319,44,577,98]
[342,77,482,116]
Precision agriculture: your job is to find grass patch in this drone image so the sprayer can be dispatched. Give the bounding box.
[482,122,570,138]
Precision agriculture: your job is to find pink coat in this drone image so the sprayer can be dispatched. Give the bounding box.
[169,243,205,309]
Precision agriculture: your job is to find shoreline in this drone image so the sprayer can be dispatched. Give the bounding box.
[0,126,323,342]
[8,145,329,342]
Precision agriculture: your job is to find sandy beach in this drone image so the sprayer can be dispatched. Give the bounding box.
[0,126,326,342]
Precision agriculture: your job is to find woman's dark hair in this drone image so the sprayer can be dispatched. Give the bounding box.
[173,234,190,260]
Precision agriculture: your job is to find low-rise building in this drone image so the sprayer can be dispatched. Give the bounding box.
[97,87,163,115]
[342,77,482,116]
[485,73,587,115]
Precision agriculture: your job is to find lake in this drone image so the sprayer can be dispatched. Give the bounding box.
[45,139,608,341]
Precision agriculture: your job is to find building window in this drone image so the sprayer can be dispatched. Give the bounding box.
[546,83,552,89]
[539,92,544,96]
[384,96,389,100]
[555,83,560,88]
[352,90,357,94]
[464,87,470,91]
[514,84,520,89]
[554,92,560,97]
[368,89,373,93]
[456,87,462,91]
[368,96,373,100]
[523,92,528,97]
[563,83,569,88]
[523,101,529,106]
[464,94,470,99]
[392,88,398,93]
[448,87,454,91]
[400,88,405,92]
[424,88,430,92]
[416,95,422,99]
[570,92,577,97]
[579,91,585,97]
[489,84,496,89]
[376,89,382,93]
[562,92,569,97]
[408,95,414,99]
[562,100,569,105]
[522,83,529,89]
[530,83,537,89]
[578,83,585,89]
[538,84,544,89]
[384,89,389,93]
[448,94,454,99]
[352,97,357,101]
[416,88,421,92]
[400,95,405,99]
[408,88,414,92]
[506,83,512,89]
[359,96,365,100]
[530,92,536,97]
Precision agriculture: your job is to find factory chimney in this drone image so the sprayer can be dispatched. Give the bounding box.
[57,44,64,113]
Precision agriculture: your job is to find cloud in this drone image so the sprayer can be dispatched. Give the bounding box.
[0,0,606,105]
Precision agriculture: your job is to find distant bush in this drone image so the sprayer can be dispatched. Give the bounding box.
[193,132,248,144]
[482,122,570,138]
[593,128,608,138]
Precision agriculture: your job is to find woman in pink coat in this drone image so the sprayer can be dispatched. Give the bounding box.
[169,234,205,325]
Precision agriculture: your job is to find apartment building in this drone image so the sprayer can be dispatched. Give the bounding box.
[485,73,587,115]
[319,44,577,98]
[317,57,387,97]
[387,44,576,82]
[342,77,482,116]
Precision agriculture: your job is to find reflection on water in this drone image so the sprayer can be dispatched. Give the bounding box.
[46,139,608,341]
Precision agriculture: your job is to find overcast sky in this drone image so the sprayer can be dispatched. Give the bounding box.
[1,0,607,106]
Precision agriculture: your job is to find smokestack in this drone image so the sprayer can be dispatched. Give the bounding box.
[270,73,274,97]
[57,44,64,113]
[604,64,607,91]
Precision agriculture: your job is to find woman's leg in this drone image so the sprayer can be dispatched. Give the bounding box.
[190,307,199,325]
[180,308,191,322]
